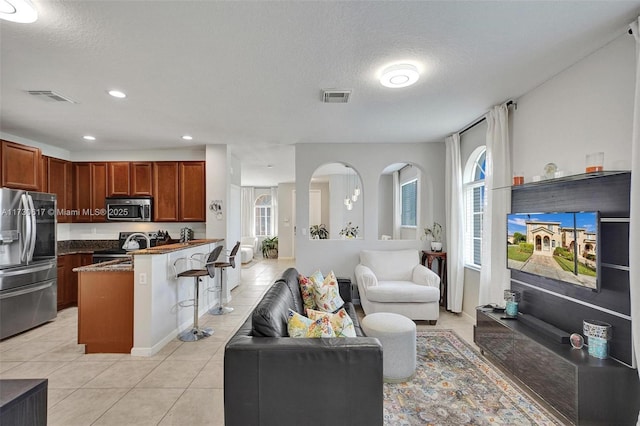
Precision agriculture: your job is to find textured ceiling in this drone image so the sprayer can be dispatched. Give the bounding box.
[1,1,639,186]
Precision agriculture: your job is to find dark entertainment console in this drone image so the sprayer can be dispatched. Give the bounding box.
[475,309,639,425]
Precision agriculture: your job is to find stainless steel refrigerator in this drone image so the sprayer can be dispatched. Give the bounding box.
[0,188,57,340]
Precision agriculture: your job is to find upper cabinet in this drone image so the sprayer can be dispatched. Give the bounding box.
[48,157,73,223]
[153,161,205,222]
[74,162,107,222]
[131,162,153,196]
[153,162,179,222]
[1,140,41,191]
[0,139,204,223]
[107,162,131,196]
[107,161,154,197]
[179,162,205,222]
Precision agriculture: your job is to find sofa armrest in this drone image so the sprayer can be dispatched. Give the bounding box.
[412,264,441,288]
[224,319,383,426]
[355,264,378,292]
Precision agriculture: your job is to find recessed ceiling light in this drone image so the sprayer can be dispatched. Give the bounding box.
[0,0,37,23]
[380,64,420,88]
[83,135,96,141]
[181,135,193,141]
[108,90,127,99]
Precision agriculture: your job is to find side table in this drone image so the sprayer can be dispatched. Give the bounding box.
[421,251,447,307]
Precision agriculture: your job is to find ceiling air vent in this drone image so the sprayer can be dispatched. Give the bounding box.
[322,89,351,104]
[27,90,77,103]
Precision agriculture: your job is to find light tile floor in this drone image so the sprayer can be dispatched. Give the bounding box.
[0,259,476,426]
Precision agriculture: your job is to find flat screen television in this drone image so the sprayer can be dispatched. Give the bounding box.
[507,211,599,291]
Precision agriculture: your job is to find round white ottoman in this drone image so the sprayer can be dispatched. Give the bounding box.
[361,312,416,383]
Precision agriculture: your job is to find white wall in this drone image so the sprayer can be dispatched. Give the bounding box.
[295,142,446,280]
[458,33,636,319]
[278,182,295,259]
[512,34,634,179]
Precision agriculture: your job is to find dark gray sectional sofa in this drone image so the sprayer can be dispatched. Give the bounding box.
[224,267,383,426]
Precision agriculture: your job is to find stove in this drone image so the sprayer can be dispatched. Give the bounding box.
[92,231,159,263]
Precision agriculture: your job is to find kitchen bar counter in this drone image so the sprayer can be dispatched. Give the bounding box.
[73,258,133,272]
[74,238,225,356]
[130,238,223,255]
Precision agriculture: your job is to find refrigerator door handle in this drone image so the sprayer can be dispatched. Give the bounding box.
[27,195,37,262]
[0,262,54,278]
[0,281,54,300]
[19,194,31,263]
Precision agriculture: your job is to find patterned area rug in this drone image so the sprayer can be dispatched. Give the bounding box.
[384,330,564,425]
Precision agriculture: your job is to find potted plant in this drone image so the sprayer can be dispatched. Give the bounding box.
[339,222,359,239]
[261,236,278,258]
[309,224,329,239]
[424,222,443,252]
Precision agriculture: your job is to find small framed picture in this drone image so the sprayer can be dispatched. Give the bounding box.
[570,333,584,349]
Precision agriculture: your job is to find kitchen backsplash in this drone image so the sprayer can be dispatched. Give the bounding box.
[56,222,207,241]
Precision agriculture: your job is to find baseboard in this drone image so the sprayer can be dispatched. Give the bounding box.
[131,330,178,357]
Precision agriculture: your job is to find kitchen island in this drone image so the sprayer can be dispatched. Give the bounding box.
[74,239,223,356]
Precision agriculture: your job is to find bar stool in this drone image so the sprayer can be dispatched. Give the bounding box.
[208,241,240,315]
[173,245,223,341]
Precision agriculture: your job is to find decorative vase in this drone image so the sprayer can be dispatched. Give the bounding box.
[430,242,443,252]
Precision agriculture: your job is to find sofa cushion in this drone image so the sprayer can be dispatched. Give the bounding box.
[308,308,356,338]
[281,267,305,314]
[312,271,344,312]
[365,281,440,303]
[287,309,336,338]
[252,281,298,337]
[360,249,420,281]
[298,274,317,312]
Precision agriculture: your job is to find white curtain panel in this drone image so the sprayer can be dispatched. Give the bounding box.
[270,187,279,236]
[392,171,401,239]
[241,187,255,237]
[479,104,512,305]
[628,18,640,389]
[445,133,465,312]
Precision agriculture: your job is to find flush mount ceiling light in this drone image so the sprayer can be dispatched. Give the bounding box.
[380,64,419,88]
[108,89,127,99]
[0,0,37,23]
[83,135,96,141]
[181,135,193,141]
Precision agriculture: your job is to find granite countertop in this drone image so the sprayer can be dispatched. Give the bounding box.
[130,239,223,255]
[73,258,133,273]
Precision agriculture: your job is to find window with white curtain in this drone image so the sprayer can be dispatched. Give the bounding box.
[463,147,486,267]
[401,179,417,227]
[254,194,272,236]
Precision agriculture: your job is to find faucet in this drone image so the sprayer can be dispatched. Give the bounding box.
[122,232,151,251]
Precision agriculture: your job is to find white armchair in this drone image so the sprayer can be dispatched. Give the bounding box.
[355,249,440,323]
[240,237,257,264]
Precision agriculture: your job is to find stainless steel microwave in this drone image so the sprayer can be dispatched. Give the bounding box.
[105,196,153,222]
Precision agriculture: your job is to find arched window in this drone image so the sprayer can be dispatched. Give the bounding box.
[255,194,273,236]
[463,147,486,267]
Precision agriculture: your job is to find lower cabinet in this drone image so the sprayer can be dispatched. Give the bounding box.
[77,270,133,354]
[57,254,93,311]
[474,309,639,425]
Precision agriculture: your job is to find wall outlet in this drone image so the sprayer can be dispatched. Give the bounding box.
[139,273,147,285]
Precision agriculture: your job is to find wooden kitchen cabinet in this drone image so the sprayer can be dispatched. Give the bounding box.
[91,163,108,222]
[179,161,205,221]
[107,162,131,196]
[78,270,134,353]
[131,162,153,196]
[152,161,205,222]
[48,157,73,223]
[152,162,180,221]
[73,162,108,222]
[39,155,48,193]
[1,140,41,191]
[57,253,93,311]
